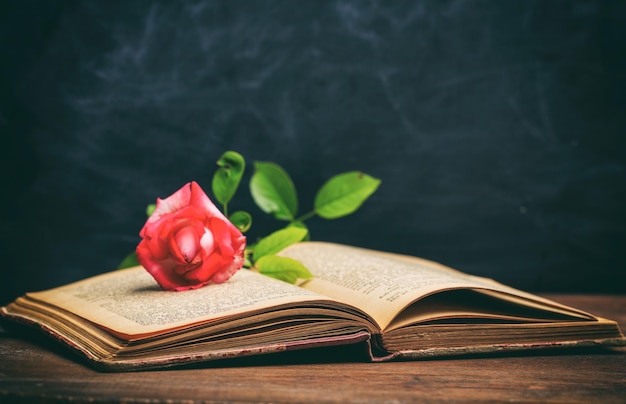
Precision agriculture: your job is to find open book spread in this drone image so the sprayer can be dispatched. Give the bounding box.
[2,242,624,371]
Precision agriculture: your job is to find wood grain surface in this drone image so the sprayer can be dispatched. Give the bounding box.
[1,294,625,403]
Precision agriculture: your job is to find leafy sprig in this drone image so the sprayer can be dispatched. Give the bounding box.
[121,151,381,284]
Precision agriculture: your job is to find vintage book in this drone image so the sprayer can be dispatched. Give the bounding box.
[1,242,624,371]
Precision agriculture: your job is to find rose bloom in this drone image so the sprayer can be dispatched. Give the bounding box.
[136,181,246,291]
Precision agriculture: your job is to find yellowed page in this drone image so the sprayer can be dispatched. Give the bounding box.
[279,242,591,330]
[27,266,330,336]
[371,249,596,320]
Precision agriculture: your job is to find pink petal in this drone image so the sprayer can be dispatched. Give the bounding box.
[188,181,226,219]
[185,253,224,283]
[141,233,169,260]
[136,247,184,291]
[136,181,247,291]
[150,183,193,221]
[211,258,243,284]
[174,226,201,263]
[208,217,234,256]
[200,227,215,255]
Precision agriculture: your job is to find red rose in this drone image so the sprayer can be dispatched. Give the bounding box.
[136,181,246,291]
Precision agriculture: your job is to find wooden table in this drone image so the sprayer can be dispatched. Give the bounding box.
[1,294,625,403]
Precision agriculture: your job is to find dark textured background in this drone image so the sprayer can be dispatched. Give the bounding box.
[1,0,625,304]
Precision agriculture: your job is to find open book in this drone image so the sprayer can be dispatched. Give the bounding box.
[2,242,624,371]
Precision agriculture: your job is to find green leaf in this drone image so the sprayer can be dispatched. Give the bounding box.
[256,255,313,284]
[212,151,246,206]
[249,161,298,221]
[229,210,252,232]
[253,227,308,262]
[287,220,310,241]
[314,171,381,219]
[146,204,156,217]
[118,251,139,269]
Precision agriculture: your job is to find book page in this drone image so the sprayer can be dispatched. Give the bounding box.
[279,242,570,330]
[28,267,330,336]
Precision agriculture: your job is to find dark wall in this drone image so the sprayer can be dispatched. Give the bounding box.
[1,0,625,304]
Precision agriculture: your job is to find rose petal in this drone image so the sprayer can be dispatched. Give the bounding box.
[146,183,193,225]
[137,181,246,291]
[173,205,206,225]
[188,181,227,220]
[207,217,234,256]
[211,257,243,284]
[185,253,225,283]
[200,227,215,255]
[174,226,201,263]
[136,246,184,291]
